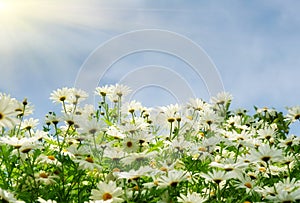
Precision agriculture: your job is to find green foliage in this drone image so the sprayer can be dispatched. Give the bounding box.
[1,86,300,202]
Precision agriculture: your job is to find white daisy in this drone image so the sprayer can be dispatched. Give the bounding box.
[50,87,72,104]
[177,191,207,203]
[0,93,19,128]
[248,144,283,164]
[37,197,57,203]
[0,188,25,203]
[157,170,189,188]
[286,106,300,122]
[200,169,231,185]
[90,181,123,203]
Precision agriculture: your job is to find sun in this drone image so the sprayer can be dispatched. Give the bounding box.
[0,2,6,10]
[0,1,17,13]
[0,0,36,28]
[0,1,20,22]
[0,1,8,9]
[0,1,9,12]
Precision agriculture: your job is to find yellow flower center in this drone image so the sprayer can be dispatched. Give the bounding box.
[244,182,252,189]
[39,172,48,178]
[168,118,175,123]
[48,155,55,160]
[159,167,168,172]
[59,96,66,101]
[261,156,271,162]
[102,192,113,200]
[259,167,266,172]
[85,157,94,163]
[112,168,120,173]
[170,181,178,187]
[126,141,133,148]
[21,148,32,153]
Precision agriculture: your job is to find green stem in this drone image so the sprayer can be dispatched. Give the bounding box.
[16,104,26,136]
[217,183,221,202]
[234,145,240,163]
[62,100,67,114]
[287,163,291,180]
[169,122,173,140]
[26,153,39,201]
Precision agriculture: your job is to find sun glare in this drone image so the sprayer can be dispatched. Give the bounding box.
[0,1,8,11]
[0,1,19,22]
[0,0,36,28]
[0,1,16,13]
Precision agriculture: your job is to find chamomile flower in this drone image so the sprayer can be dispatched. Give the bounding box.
[167,137,192,153]
[45,113,59,128]
[286,106,300,123]
[73,104,95,118]
[209,158,248,173]
[266,189,300,202]
[120,150,157,166]
[257,126,277,141]
[1,136,32,149]
[58,113,76,127]
[35,171,59,185]
[121,100,143,116]
[256,106,277,117]
[37,197,57,203]
[143,175,160,188]
[226,130,253,148]
[114,166,153,180]
[119,117,149,135]
[103,147,126,162]
[278,134,299,148]
[90,181,124,203]
[0,188,25,203]
[106,126,125,139]
[50,87,72,104]
[107,84,131,103]
[211,92,233,106]
[95,85,112,97]
[200,169,232,185]
[14,98,34,117]
[36,154,61,166]
[78,117,105,135]
[75,156,102,171]
[199,108,221,130]
[226,115,244,129]
[68,88,88,105]
[21,118,39,131]
[157,170,190,188]
[134,131,154,146]
[158,104,182,123]
[123,137,139,153]
[155,160,177,173]
[177,191,207,203]
[19,142,40,154]
[234,173,259,194]
[0,93,19,128]
[186,98,210,112]
[249,144,283,164]
[67,144,90,157]
[85,200,112,203]
[275,178,300,193]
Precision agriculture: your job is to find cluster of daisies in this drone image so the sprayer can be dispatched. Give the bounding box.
[1,84,300,203]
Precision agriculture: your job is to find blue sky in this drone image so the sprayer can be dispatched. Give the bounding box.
[1,0,300,131]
